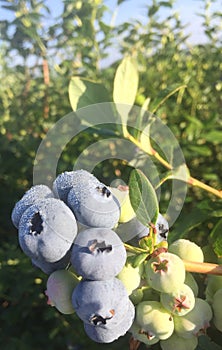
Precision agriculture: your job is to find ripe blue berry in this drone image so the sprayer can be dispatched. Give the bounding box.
[137,213,169,244]
[53,170,98,202]
[18,198,78,263]
[31,249,71,274]
[11,184,54,228]
[115,213,169,244]
[72,278,129,327]
[67,178,120,228]
[71,227,126,280]
[84,300,135,343]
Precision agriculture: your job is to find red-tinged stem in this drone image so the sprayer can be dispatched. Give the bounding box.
[129,337,141,350]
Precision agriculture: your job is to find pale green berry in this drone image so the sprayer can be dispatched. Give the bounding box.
[174,298,213,338]
[145,252,185,293]
[184,272,199,297]
[130,320,160,346]
[117,260,143,295]
[160,332,198,350]
[205,275,222,303]
[45,269,79,314]
[136,301,174,340]
[168,239,204,263]
[160,284,195,316]
[212,288,222,332]
[109,186,135,223]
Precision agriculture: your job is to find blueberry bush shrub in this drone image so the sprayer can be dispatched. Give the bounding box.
[0,0,222,349]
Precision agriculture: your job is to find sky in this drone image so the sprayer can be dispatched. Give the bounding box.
[1,0,220,45]
[106,0,222,44]
[1,0,221,67]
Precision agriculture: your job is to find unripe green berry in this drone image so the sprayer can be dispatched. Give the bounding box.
[109,186,135,223]
[45,269,79,314]
[160,332,198,350]
[174,298,213,338]
[136,301,174,340]
[160,284,195,316]
[145,252,185,293]
[168,239,204,263]
[130,320,160,346]
[117,260,143,295]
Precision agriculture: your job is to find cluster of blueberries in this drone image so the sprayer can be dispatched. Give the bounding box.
[11,170,137,342]
[11,169,169,343]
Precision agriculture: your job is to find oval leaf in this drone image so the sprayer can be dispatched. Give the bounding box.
[129,169,159,227]
[69,77,110,111]
[113,56,139,121]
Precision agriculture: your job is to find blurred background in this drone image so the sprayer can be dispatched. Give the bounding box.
[0,0,222,349]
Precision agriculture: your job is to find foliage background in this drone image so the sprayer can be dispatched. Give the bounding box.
[0,0,221,349]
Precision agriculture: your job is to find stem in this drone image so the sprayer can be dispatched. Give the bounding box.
[129,337,141,350]
[42,56,50,119]
[188,176,222,198]
[124,243,147,254]
[183,260,222,276]
[124,130,222,199]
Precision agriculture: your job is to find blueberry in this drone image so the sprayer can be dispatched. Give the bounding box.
[45,269,79,314]
[72,278,129,327]
[67,175,120,228]
[11,184,54,228]
[137,213,169,244]
[71,228,126,280]
[18,198,78,263]
[31,249,72,275]
[53,170,98,202]
[116,213,169,244]
[84,300,135,343]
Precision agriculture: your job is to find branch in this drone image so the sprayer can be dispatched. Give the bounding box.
[124,131,222,199]
[42,57,50,119]
[183,260,222,276]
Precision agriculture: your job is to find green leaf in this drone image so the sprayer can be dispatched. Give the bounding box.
[132,253,148,268]
[129,169,159,227]
[148,5,159,17]
[204,130,222,145]
[188,145,212,157]
[69,77,110,111]
[159,1,173,8]
[117,0,129,5]
[113,56,139,122]
[150,84,187,114]
[210,219,222,257]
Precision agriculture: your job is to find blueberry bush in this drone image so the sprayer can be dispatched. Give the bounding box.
[0,0,222,349]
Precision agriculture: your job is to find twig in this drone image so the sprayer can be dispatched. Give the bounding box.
[124,131,222,199]
[183,260,222,276]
